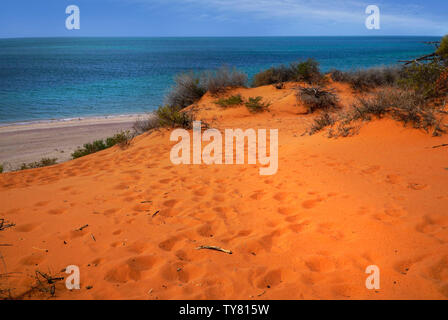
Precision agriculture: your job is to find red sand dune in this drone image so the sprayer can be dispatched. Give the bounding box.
[1,83,447,300]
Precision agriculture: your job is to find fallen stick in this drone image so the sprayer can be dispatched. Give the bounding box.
[91,234,96,242]
[78,224,89,231]
[152,210,160,218]
[432,143,448,149]
[196,245,232,255]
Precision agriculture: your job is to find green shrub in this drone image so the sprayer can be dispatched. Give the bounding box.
[72,131,133,159]
[0,164,3,173]
[214,94,244,108]
[298,86,339,113]
[436,35,448,63]
[398,62,445,98]
[19,158,58,170]
[245,97,270,113]
[253,58,323,87]
[156,105,194,129]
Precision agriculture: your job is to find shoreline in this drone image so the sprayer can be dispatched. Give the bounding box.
[0,114,147,172]
[0,113,147,133]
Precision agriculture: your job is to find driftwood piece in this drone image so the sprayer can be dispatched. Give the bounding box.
[196,245,233,255]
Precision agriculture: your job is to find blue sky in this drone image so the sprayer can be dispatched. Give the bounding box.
[0,0,447,38]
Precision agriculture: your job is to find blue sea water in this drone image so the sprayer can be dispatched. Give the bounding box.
[0,36,441,124]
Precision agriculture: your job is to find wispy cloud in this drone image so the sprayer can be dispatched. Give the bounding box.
[120,0,448,34]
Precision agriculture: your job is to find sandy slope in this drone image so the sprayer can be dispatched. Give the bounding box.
[0,83,447,300]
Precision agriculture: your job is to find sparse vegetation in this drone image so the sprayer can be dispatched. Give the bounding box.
[330,66,402,92]
[298,86,339,113]
[398,62,445,98]
[202,67,248,95]
[253,58,323,87]
[307,88,446,137]
[155,105,194,129]
[308,112,336,135]
[0,164,3,174]
[72,131,133,159]
[165,67,247,109]
[245,96,270,113]
[165,72,206,109]
[214,94,244,108]
[19,158,58,170]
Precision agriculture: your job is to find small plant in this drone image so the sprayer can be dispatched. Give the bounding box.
[245,96,270,113]
[214,94,244,108]
[308,112,336,135]
[0,164,3,174]
[298,86,339,113]
[19,158,58,170]
[72,131,133,159]
[156,105,194,129]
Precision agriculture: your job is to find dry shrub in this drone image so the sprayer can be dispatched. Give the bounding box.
[298,86,339,113]
[330,66,402,91]
[307,88,446,137]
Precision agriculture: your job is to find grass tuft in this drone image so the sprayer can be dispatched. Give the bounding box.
[214,94,244,108]
[19,158,58,170]
[245,96,270,113]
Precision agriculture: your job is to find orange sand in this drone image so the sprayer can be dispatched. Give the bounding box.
[1,83,447,300]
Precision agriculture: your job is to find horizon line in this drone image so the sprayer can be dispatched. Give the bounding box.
[0,34,444,40]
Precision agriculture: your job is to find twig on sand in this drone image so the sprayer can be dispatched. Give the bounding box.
[0,244,13,247]
[77,224,89,231]
[152,210,160,218]
[0,219,15,231]
[91,234,96,242]
[432,143,448,149]
[196,245,233,255]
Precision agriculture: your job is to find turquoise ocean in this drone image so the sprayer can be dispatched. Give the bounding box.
[0,36,441,124]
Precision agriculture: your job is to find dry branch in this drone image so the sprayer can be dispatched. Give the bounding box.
[196,245,233,255]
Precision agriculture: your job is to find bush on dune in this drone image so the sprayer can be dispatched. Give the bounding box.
[156,105,194,129]
[72,130,133,159]
[214,94,244,108]
[306,88,446,137]
[398,62,445,98]
[202,67,248,95]
[19,158,58,170]
[253,58,323,87]
[330,66,402,91]
[245,96,270,113]
[298,86,339,113]
[165,72,206,109]
[165,67,247,109]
